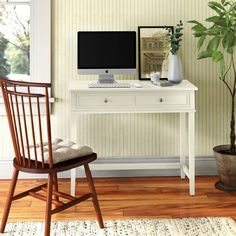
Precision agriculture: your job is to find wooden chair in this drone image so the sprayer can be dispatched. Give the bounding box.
[0,77,104,236]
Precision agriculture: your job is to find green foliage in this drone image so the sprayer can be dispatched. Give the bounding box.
[0,32,10,77]
[188,0,236,80]
[189,0,236,153]
[165,20,184,55]
[5,43,29,75]
[0,5,30,76]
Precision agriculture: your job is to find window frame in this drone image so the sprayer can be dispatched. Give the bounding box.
[0,0,51,84]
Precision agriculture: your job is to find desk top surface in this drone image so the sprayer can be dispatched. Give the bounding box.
[68,80,198,92]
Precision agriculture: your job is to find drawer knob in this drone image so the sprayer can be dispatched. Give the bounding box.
[104,98,108,103]
[159,98,163,103]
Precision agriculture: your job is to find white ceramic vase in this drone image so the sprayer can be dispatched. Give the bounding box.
[167,54,183,84]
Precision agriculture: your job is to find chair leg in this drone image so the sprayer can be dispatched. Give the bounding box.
[84,164,104,229]
[0,168,19,233]
[44,173,53,236]
[53,173,59,201]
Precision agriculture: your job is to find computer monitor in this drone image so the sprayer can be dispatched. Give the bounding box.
[77,31,136,83]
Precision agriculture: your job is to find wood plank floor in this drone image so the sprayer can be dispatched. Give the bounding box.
[0,176,236,222]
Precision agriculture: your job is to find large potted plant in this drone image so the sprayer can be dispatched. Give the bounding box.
[189,0,236,191]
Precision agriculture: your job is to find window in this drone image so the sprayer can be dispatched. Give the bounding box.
[0,0,50,83]
[0,1,30,80]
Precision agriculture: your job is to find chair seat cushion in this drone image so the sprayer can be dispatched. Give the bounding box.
[28,138,93,164]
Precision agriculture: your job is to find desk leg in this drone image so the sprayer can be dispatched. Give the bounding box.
[71,169,76,196]
[188,112,195,196]
[70,111,77,196]
[180,113,186,179]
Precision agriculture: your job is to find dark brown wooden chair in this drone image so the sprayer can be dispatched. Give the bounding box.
[0,77,104,236]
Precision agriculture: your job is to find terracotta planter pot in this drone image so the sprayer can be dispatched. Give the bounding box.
[213,145,236,191]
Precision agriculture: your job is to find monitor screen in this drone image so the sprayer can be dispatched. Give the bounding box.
[77,31,136,70]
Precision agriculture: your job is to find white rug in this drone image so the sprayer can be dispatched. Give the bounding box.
[2,217,236,236]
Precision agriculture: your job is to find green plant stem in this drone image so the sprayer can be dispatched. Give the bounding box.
[223,80,233,96]
[222,58,233,96]
[232,54,236,92]
[230,94,235,153]
[230,54,236,153]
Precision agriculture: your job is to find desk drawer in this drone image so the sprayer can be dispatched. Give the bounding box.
[135,93,188,106]
[77,95,132,106]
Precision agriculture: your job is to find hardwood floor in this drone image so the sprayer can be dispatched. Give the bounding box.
[0,176,236,222]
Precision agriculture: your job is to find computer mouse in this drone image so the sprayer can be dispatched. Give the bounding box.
[134,83,143,88]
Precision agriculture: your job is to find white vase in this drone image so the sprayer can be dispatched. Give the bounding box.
[167,54,183,83]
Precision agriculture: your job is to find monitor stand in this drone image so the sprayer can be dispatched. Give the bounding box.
[98,74,115,84]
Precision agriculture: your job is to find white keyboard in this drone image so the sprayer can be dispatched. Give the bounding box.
[88,83,131,88]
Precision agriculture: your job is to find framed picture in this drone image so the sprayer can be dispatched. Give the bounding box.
[138,26,173,80]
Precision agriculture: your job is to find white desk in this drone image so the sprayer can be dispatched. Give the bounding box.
[68,80,198,196]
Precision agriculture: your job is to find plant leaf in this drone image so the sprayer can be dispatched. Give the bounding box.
[208,5,223,15]
[219,59,225,79]
[197,50,212,59]
[224,1,231,6]
[206,16,226,26]
[197,35,206,49]
[208,1,225,10]
[222,30,235,52]
[191,23,207,31]
[193,32,204,37]
[194,29,219,37]
[225,13,230,26]
[227,48,233,53]
[207,36,220,51]
[188,20,201,24]
[212,50,223,61]
[175,33,183,38]
[229,2,236,11]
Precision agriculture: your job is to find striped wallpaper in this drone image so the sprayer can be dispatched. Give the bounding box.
[0,0,231,160]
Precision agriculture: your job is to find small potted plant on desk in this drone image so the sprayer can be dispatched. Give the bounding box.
[189,0,236,191]
[166,20,184,83]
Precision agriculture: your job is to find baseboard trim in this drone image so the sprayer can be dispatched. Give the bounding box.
[0,156,217,179]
